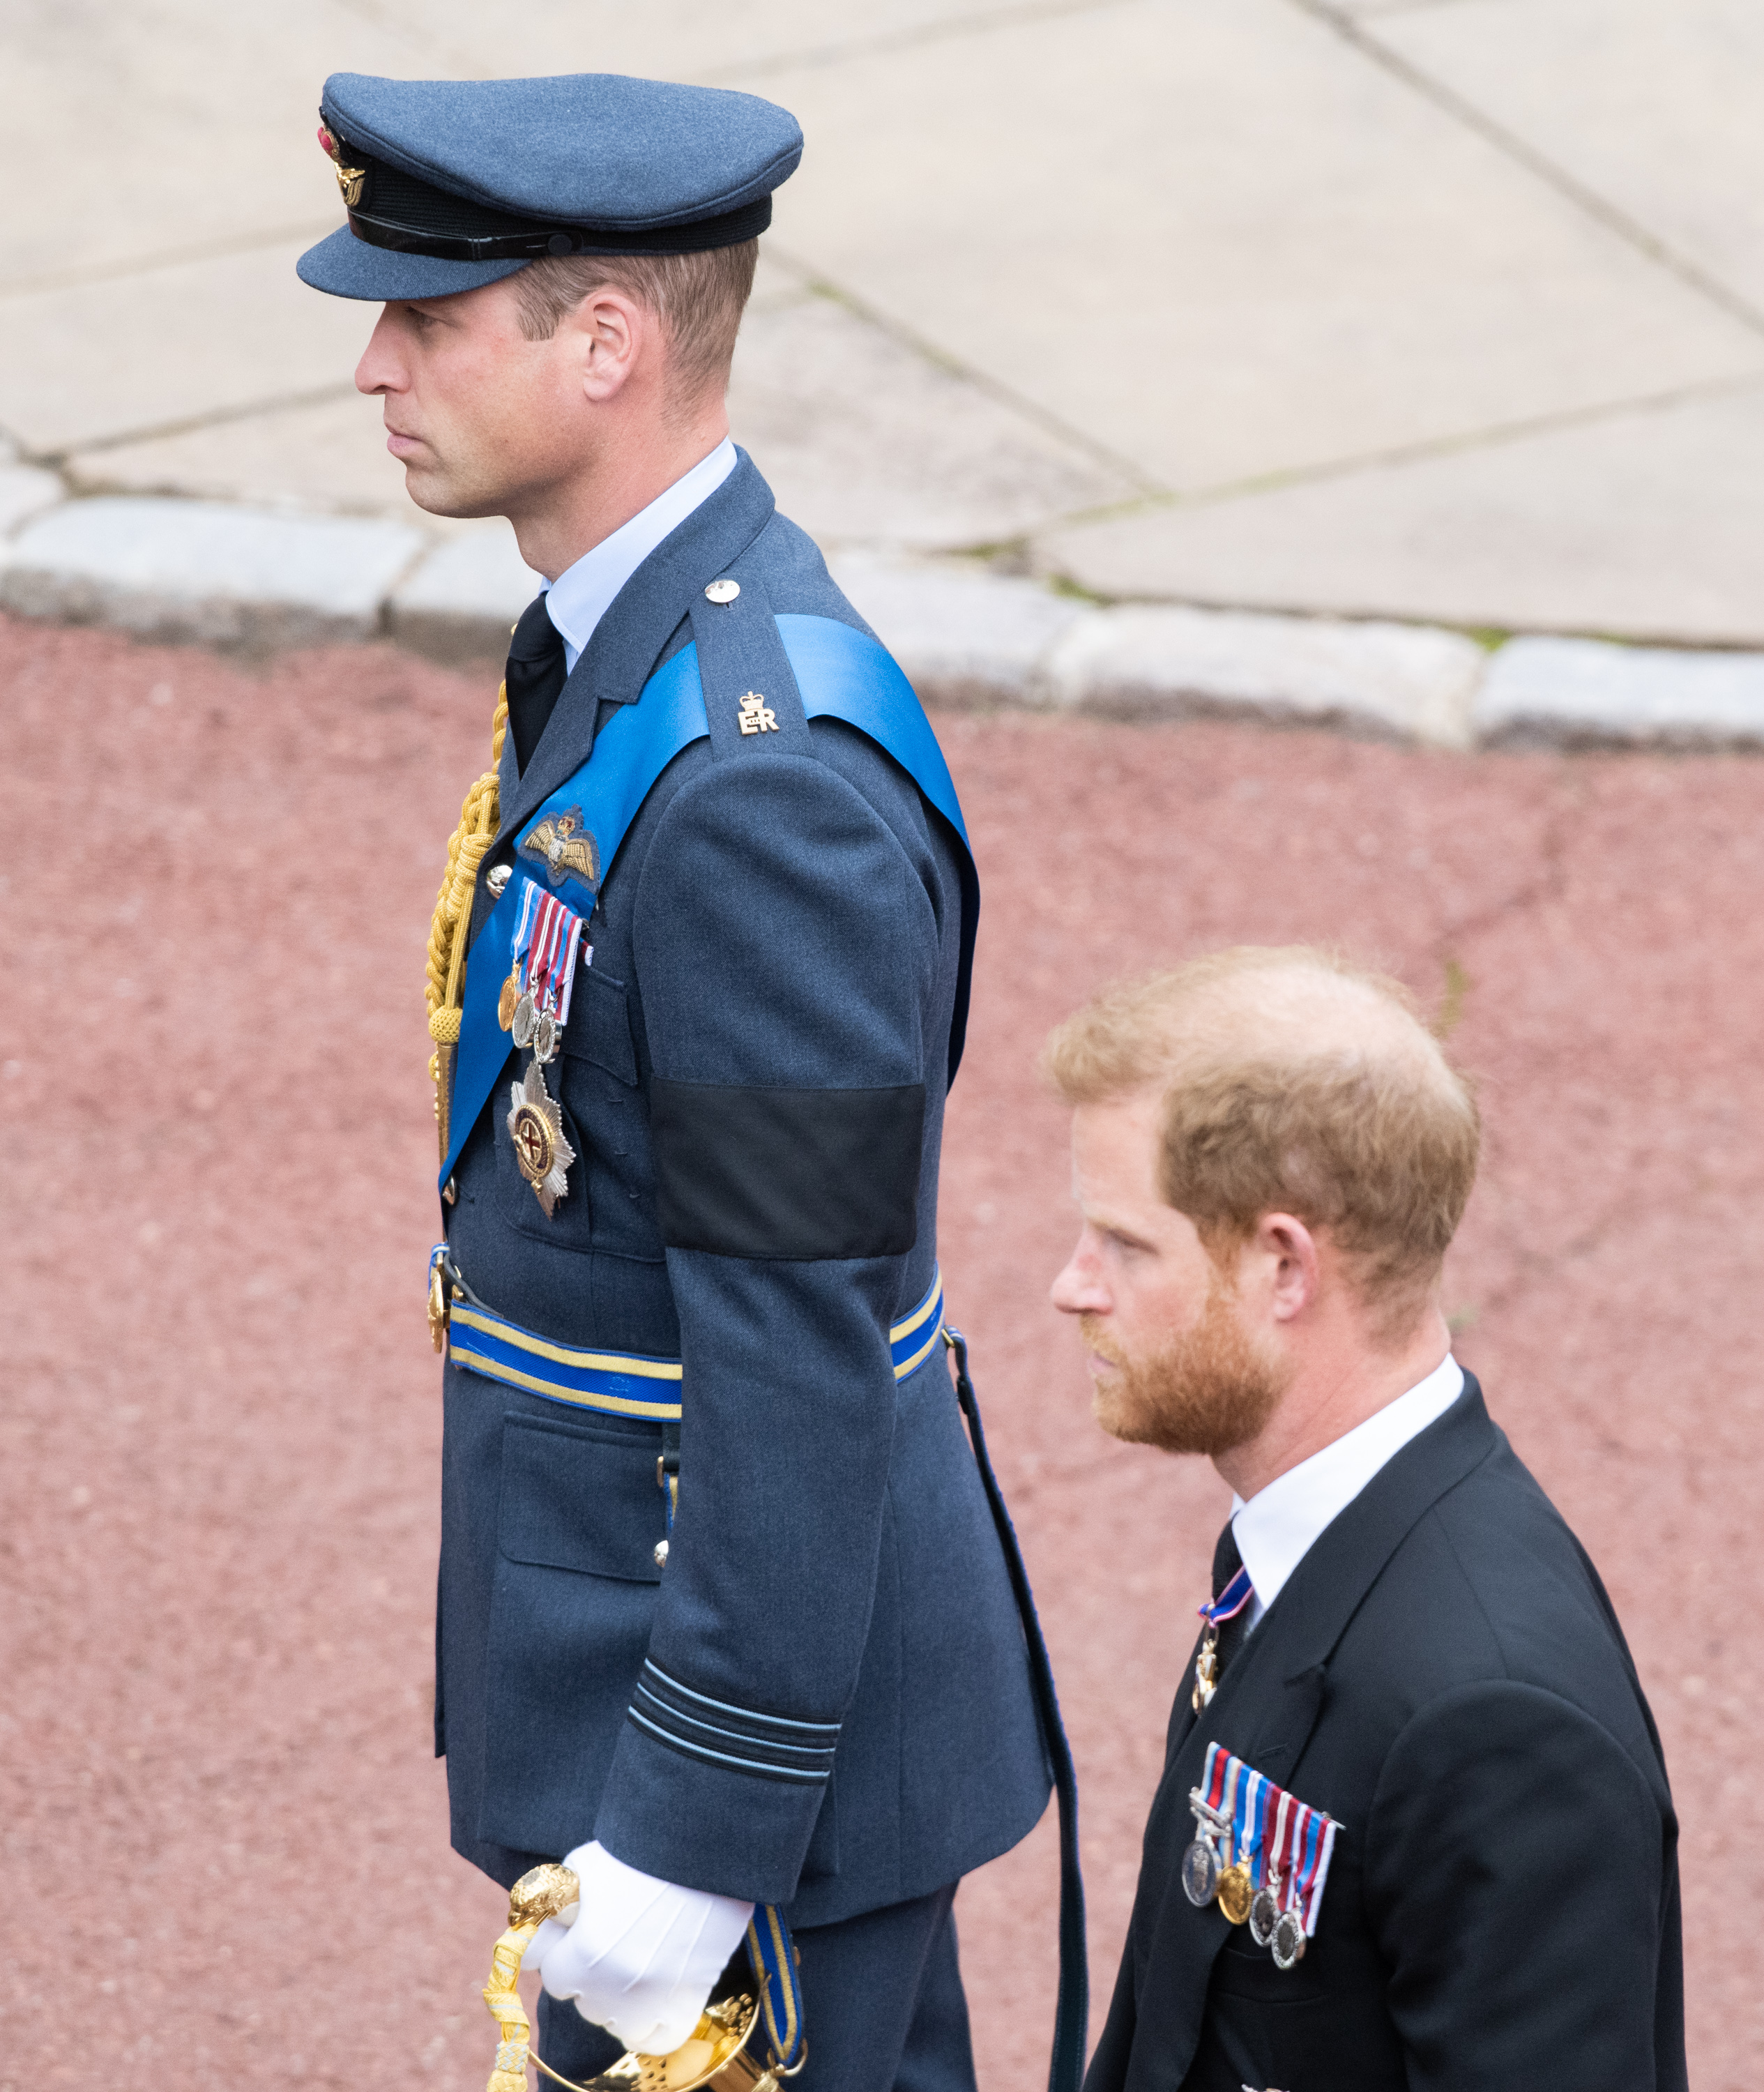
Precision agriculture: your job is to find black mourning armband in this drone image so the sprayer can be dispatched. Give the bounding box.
[651,1079,925,1259]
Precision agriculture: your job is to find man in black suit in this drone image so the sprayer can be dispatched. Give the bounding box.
[1046,948,1684,2092]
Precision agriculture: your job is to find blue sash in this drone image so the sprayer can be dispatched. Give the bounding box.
[440,614,977,1192]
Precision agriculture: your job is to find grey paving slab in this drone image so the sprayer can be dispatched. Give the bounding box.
[1,242,371,456]
[388,524,540,662]
[0,498,423,649]
[731,275,1133,552]
[0,468,64,536]
[1475,635,1764,748]
[351,0,1070,84]
[1038,383,1764,646]
[828,552,1090,707]
[0,0,422,286]
[1373,0,1764,318]
[70,389,409,516]
[1043,603,1485,746]
[756,0,1762,493]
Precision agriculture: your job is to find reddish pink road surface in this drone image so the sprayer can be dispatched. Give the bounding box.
[4,613,1759,2089]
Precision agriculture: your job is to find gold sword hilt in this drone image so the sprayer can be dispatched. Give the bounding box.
[482,1864,778,2092]
[484,1863,580,2091]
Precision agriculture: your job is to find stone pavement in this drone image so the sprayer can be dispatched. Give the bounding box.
[5,0,1764,690]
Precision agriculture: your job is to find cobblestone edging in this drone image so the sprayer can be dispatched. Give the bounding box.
[6,483,1764,753]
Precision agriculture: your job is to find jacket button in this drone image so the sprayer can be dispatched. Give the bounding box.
[654,1540,669,1568]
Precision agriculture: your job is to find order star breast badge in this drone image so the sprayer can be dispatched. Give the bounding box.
[520,807,601,891]
[507,1059,575,1216]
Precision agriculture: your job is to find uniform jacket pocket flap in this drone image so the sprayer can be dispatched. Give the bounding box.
[564,967,639,1086]
[497,1413,664,1583]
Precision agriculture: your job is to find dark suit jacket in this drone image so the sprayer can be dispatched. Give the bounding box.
[1085,1381,1685,2092]
[436,453,1050,1926]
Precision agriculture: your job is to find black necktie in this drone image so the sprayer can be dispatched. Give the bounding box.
[505,593,570,776]
[1210,1521,1252,1685]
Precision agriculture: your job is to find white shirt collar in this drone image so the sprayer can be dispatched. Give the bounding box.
[1231,1352,1465,1631]
[542,437,737,674]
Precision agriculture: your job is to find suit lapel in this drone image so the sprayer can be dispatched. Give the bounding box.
[494,448,777,850]
[1134,1383,1500,2082]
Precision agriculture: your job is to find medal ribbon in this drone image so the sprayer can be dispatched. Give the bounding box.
[522,890,586,1024]
[1201,1741,1231,1818]
[1234,1766,1270,1884]
[1267,1787,1295,1900]
[1197,1562,1255,1628]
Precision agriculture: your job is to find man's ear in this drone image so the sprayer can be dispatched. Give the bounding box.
[567,288,649,405]
[1258,1213,1321,1324]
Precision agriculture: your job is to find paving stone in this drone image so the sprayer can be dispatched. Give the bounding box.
[1475,635,1764,749]
[1,0,418,285]
[732,282,1132,553]
[1038,384,1764,648]
[0,467,63,536]
[0,241,370,454]
[761,0,1760,494]
[361,0,998,82]
[73,390,415,518]
[0,497,425,649]
[389,524,540,662]
[828,553,1091,709]
[1044,604,1486,748]
[1376,0,1764,315]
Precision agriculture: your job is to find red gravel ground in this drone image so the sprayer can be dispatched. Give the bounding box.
[3,610,1759,2089]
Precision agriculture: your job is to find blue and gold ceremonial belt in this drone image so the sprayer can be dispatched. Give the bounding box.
[434,1252,945,1420]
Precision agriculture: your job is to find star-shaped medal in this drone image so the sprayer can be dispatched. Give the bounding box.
[506,1058,576,1216]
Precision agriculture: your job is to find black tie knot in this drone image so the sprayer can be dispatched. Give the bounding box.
[505,593,570,775]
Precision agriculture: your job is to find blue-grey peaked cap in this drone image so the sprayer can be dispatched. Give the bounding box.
[297,73,804,303]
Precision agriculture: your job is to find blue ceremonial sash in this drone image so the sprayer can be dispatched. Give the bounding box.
[440,614,977,1192]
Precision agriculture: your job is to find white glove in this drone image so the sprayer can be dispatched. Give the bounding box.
[522,1840,754,2056]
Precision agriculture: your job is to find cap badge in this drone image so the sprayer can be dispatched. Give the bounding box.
[317,123,367,209]
[738,692,779,736]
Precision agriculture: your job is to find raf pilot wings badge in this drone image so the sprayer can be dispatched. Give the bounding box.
[519,806,601,893]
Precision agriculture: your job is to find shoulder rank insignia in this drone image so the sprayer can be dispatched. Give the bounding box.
[520,806,601,891]
[738,692,779,735]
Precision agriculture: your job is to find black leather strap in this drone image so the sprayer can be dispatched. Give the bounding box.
[945,1328,1088,2092]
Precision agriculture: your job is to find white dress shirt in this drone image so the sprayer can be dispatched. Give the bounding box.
[1231,1352,1465,1632]
[542,437,737,674]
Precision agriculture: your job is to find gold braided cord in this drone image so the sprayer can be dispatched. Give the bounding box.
[426,681,508,1119]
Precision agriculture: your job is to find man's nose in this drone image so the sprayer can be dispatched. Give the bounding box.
[1050,1245,1108,1317]
[355,306,403,396]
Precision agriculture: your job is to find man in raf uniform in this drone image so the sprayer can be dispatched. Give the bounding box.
[297,70,1084,2092]
[1045,950,1684,2092]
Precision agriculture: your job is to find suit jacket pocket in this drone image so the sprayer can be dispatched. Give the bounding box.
[476,1413,666,1856]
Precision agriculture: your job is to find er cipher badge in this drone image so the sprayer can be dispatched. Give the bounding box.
[499,882,588,1216]
[1183,1741,1340,1971]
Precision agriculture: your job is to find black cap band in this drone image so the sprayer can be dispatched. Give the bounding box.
[339,149,773,262]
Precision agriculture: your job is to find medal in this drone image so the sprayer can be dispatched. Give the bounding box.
[498,885,587,1214]
[1181,1803,1225,1907]
[499,974,519,1031]
[1192,1561,1255,1711]
[1217,1764,1268,1927]
[1183,1745,1238,1908]
[1186,1747,1341,1965]
[1249,1789,1290,1947]
[507,1057,576,1216]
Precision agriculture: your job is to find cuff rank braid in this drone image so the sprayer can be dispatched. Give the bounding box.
[425,679,507,1167]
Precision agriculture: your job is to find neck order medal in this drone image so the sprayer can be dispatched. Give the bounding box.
[502,884,588,1216]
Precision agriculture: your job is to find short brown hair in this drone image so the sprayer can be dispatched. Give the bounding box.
[509,240,759,407]
[1044,948,1479,1332]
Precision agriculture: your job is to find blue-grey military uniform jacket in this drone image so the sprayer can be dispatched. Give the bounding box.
[437,452,1052,1926]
